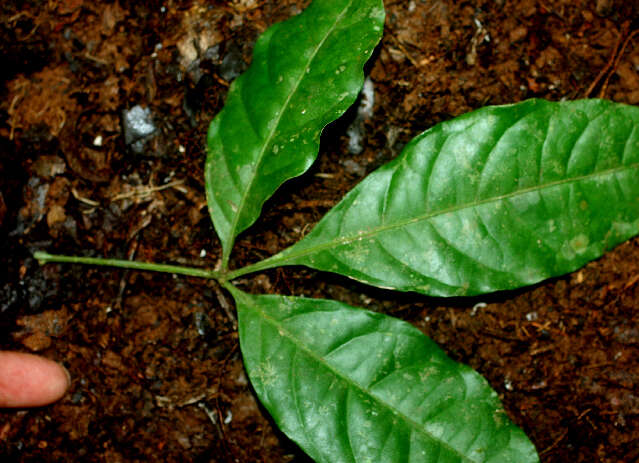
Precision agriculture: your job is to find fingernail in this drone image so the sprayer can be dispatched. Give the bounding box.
[62,365,72,388]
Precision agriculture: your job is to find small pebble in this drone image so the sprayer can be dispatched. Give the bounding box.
[504,377,514,391]
[122,105,157,154]
[220,43,246,82]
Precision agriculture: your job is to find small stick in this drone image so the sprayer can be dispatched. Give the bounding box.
[539,429,569,456]
[388,33,421,68]
[584,24,626,98]
[599,28,639,98]
[213,282,237,329]
[110,180,185,202]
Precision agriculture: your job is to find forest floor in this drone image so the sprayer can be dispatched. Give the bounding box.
[1,0,639,461]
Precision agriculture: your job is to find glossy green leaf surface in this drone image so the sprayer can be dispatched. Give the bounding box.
[232,288,538,462]
[248,99,639,296]
[205,0,385,264]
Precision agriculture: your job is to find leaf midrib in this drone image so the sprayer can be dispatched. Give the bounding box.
[264,160,639,269]
[241,295,480,463]
[225,0,355,260]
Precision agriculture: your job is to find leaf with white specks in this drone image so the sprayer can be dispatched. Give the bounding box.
[231,287,539,462]
[205,0,384,266]
[248,99,639,296]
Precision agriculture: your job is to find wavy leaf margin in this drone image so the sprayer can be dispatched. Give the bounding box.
[206,0,385,266]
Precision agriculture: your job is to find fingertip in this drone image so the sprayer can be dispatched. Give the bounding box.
[0,351,71,408]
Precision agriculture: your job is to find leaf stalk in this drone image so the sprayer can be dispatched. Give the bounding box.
[34,251,220,280]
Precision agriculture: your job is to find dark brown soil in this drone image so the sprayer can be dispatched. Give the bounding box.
[1,0,639,461]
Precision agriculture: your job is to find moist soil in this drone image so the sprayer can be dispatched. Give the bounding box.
[1,0,639,461]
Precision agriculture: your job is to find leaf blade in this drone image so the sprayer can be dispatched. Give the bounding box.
[253,99,639,296]
[205,0,385,264]
[232,289,539,463]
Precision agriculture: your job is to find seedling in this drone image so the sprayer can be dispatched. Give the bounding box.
[36,0,639,461]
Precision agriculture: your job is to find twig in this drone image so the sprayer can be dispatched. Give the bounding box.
[213,282,237,330]
[540,429,569,456]
[584,23,637,98]
[388,33,421,68]
[584,25,625,97]
[84,53,109,66]
[7,12,33,23]
[197,401,225,440]
[113,239,140,310]
[71,188,100,207]
[599,28,639,98]
[110,180,185,202]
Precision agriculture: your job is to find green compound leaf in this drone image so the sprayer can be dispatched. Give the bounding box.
[245,99,639,296]
[205,0,385,265]
[231,288,539,463]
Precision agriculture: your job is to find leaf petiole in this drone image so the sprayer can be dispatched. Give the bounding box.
[225,256,282,281]
[34,251,220,280]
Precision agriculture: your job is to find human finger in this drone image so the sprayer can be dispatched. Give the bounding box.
[0,351,71,408]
